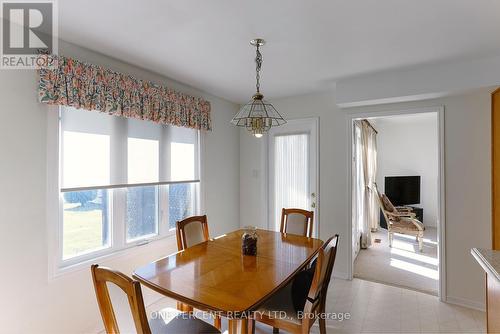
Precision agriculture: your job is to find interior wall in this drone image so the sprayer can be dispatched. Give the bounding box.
[239,88,492,310]
[0,40,240,334]
[375,114,439,227]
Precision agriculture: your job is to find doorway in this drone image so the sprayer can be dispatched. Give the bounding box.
[267,118,319,236]
[348,107,446,299]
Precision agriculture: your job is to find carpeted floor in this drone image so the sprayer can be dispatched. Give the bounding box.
[354,227,438,295]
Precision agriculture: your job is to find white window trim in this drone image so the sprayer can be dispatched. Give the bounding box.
[46,106,205,279]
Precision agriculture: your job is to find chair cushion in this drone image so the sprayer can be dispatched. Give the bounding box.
[286,213,308,236]
[256,283,301,325]
[391,218,424,232]
[149,314,220,334]
[183,221,205,248]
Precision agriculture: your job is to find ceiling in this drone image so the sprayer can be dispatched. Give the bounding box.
[59,0,500,103]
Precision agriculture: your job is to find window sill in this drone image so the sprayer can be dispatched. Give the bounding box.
[49,232,176,280]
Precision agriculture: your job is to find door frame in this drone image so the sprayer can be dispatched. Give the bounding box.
[492,88,500,249]
[346,106,446,302]
[263,117,320,236]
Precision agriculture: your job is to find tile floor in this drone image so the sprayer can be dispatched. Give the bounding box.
[354,227,438,295]
[147,277,486,333]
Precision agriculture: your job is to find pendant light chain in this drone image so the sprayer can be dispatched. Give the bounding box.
[255,44,262,93]
[230,38,286,138]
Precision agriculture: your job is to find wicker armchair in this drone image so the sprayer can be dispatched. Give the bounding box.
[373,184,424,252]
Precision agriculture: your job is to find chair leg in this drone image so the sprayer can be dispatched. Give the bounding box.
[418,235,423,252]
[248,319,255,334]
[319,318,327,334]
[273,327,279,333]
[176,301,193,313]
[214,316,221,330]
[388,232,393,247]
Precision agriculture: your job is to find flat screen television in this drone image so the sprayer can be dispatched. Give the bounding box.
[384,176,420,206]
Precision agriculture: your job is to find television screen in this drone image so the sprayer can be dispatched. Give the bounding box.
[384,176,420,206]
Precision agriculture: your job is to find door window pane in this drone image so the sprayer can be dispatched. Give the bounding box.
[126,186,158,241]
[274,134,309,230]
[62,189,110,259]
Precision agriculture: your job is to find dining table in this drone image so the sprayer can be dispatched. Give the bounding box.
[133,229,324,334]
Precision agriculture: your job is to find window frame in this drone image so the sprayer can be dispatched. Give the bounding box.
[47,106,205,277]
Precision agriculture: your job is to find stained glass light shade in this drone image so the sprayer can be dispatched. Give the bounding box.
[231,93,286,138]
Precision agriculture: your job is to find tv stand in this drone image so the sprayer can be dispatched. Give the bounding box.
[380,206,423,229]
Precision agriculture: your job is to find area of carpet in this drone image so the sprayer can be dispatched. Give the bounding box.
[354,227,438,295]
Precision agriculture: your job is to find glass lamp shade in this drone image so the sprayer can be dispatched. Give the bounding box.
[231,93,286,137]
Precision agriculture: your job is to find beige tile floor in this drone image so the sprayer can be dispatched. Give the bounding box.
[146,277,486,333]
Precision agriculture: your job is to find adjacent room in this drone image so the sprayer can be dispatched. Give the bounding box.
[2,1,500,333]
[352,112,440,295]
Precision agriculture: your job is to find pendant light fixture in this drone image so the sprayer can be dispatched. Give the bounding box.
[231,38,286,138]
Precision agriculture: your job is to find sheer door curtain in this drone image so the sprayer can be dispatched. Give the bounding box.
[353,120,378,249]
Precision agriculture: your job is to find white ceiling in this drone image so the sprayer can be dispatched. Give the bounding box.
[59,0,500,103]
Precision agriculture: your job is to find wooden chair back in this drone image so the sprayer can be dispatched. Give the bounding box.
[373,184,392,221]
[280,208,314,237]
[303,235,339,327]
[176,215,210,251]
[91,264,151,334]
[175,216,222,329]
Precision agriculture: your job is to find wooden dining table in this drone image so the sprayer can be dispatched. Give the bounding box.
[133,229,323,334]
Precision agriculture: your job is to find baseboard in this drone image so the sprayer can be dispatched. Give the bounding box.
[333,271,350,280]
[446,295,486,312]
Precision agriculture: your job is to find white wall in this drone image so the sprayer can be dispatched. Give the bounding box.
[0,41,240,334]
[239,88,492,310]
[375,114,439,227]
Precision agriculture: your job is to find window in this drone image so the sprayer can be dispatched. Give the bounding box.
[126,186,158,242]
[62,189,110,259]
[59,107,201,265]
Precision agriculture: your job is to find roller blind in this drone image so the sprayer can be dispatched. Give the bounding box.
[60,107,200,191]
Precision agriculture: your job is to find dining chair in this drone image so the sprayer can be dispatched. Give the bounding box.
[176,215,210,250]
[175,215,221,329]
[280,208,314,238]
[90,264,220,334]
[251,235,339,334]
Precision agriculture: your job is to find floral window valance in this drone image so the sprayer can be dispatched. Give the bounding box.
[38,55,212,131]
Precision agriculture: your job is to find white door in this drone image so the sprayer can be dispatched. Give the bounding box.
[268,118,318,236]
